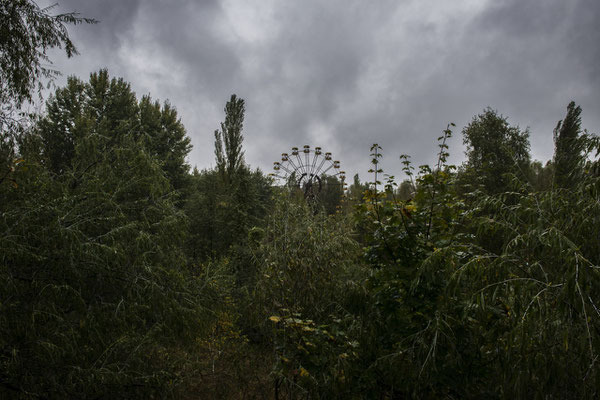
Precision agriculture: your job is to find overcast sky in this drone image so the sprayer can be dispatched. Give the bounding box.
[46,0,599,181]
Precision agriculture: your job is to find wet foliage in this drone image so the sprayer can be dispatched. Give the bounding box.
[1,4,599,397]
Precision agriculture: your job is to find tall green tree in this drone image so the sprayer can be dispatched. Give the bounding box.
[528,159,553,191]
[36,76,89,174]
[186,94,271,264]
[397,179,415,200]
[36,70,191,190]
[553,101,584,188]
[316,175,344,214]
[344,173,368,210]
[214,94,245,183]
[462,108,531,193]
[139,96,191,190]
[0,118,217,399]
[0,69,237,398]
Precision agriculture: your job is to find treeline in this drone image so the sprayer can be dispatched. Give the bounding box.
[2,3,600,399]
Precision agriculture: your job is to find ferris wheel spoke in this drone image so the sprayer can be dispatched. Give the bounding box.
[281,166,294,176]
[279,163,294,175]
[309,153,320,177]
[286,157,301,175]
[320,162,335,175]
[332,171,346,182]
[294,153,307,176]
[270,173,287,180]
[314,157,328,176]
[304,147,310,171]
[316,151,333,176]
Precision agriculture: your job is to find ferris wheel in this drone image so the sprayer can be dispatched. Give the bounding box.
[269,145,346,200]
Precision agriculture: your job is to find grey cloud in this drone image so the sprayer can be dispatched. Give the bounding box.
[463,0,600,159]
[565,0,600,85]
[48,0,600,181]
[58,0,141,48]
[240,1,399,174]
[475,0,569,36]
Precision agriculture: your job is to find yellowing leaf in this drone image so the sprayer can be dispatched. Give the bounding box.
[269,316,280,323]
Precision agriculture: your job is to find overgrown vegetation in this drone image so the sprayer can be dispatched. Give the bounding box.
[1,2,599,398]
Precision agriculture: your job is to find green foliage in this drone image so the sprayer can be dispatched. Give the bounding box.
[253,197,366,397]
[186,94,271,288]
[256,197,361,320]
[0,132,220,398]
[462,108,531,193]
[0,0,95,199]
[345,173,368,206]
[214,94,245,183]
[0,0,95,108]
[350,129,469,397]
[348,123,600,398]
[553,101,585,188]
[397,179,415,200]
[138,96,192,190]
[528,159,554,191]
[268,312,360,399]
[315,174,345,214]
[185,166,271,264]
[456,174,600,398]
[36,70,191,191]
[2,11,600,395]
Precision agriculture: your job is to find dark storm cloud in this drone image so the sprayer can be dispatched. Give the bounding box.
[62,0,140,41]
[49,0,600,180]
[463,0,600,161]
[56,0,141,64]
[238,1,397,163]
[134,0,239,92]
[569,0,600,84]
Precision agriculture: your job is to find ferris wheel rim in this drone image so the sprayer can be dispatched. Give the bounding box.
[270,145,346,189]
